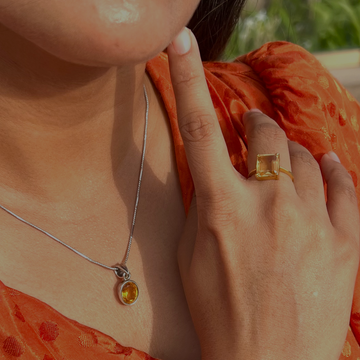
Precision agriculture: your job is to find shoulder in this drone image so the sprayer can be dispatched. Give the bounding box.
[203,41,348,108]
[202,41,360,189]
[205,41,325,80]
[203,41,360,136]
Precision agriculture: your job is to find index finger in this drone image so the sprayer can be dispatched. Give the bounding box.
[167,28,242,199]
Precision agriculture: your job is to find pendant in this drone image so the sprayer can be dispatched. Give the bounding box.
[114,265,139,306]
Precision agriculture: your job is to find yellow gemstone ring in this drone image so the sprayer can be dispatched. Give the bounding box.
[248,153,294,182]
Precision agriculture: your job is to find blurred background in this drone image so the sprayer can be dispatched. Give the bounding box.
[223,0,360,100]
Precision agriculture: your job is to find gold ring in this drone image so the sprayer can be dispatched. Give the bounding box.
[248,153,294,182]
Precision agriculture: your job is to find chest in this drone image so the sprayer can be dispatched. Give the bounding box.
[0,178,200,360]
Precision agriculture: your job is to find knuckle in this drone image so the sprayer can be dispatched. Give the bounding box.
[199,193,240,233]
[290,150,320,173]
[261,199,301,252]
[330,166,352,181]
[336,184,358,204]
[307,220,331,252]
[274,201,299,223]
[174,71,203,88]
[205,209,239,241]
[179,112,216,143]
[249,122,286,142]
[268,195,299,226]
[335,233,360,268]
[329,169,358,204]
[314,222,328,242]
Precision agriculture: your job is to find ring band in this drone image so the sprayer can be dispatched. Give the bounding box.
[248,153,294,182]
[248,167,294,182]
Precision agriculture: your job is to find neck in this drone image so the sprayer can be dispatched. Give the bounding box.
[0,24,159,206]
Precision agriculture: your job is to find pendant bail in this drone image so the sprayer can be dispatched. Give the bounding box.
[114,264,140,306]
[114,264,131,281]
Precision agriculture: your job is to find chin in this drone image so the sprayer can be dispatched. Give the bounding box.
[0,0,200,67]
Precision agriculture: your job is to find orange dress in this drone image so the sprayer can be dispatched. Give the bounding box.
[1,41,360,359]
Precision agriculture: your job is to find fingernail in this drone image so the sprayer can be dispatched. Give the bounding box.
[172,28,191,55]
[243,109,263,124]
[328,151,341,163]
[247,108,263,114]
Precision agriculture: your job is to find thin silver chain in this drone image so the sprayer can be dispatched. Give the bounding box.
[0,84,149,274]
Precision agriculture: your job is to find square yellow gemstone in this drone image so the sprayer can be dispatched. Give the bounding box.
[256,153,280,180]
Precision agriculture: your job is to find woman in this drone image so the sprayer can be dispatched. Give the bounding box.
[0,0,359,359]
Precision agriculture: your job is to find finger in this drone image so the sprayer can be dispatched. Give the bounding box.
[167,28,240,200]
[177,194,198,278]
[243,109,294,187]
[320,152,360,242]
[287,140,326,205]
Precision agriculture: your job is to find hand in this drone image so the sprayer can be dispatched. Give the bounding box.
[167,28,360,360]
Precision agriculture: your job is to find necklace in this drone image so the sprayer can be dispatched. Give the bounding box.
[0,84,149,306]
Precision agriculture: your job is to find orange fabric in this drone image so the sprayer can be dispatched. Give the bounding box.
[1,41,360,359]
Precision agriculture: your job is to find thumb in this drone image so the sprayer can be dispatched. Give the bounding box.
[177,193,198,279]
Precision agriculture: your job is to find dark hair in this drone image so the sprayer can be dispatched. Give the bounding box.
[187,0,247,61]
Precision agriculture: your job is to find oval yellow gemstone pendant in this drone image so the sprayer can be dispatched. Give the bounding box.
[119,280,139,306]
[114,265,139,306]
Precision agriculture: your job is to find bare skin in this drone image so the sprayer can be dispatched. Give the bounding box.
[0,70,201,359]
[0,1,202,359]
[169,29,360,360]
[0,1,359,360]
